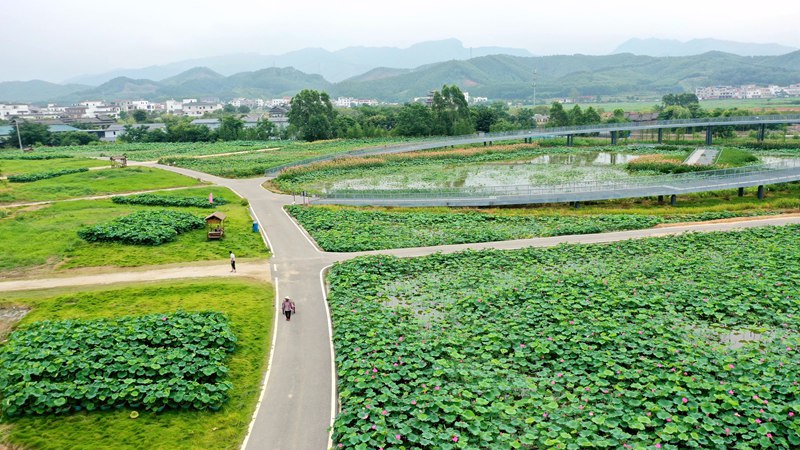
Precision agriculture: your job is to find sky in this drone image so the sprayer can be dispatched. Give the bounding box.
[4,0,799,83]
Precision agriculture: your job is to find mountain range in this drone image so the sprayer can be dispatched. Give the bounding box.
[65,39,534,86]
[2,41,800,105]
[614,38,797,57]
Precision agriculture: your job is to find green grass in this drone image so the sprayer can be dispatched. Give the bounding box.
[30,141,276,161]
[715,147,760,166]
[0,186,267,276]
[0,166,205,205]
[0,158,108,177]
[0,278,273,450]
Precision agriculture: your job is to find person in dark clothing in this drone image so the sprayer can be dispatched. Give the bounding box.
[282,297,296,321]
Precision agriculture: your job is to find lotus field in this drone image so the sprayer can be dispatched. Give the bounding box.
[111,193,228,208]
[0,311,236,416]
[328,225,800,448]
[287,205,766,252]
[78,210,205,245]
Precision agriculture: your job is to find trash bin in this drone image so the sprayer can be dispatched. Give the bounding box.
[252,221,259,232]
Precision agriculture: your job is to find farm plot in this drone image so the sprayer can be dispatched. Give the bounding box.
[163,137,416,178]
[0,278,272,450]
[0,166,204,205]
[328,225,800,449]
[0,187,265,277]
[31,141,274,161]
[0,155,108,177]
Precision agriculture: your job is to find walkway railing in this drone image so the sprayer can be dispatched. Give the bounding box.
[265,114,800,176]
[315,160,800,201]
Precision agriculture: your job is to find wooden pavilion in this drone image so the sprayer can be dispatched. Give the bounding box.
[205,212,227,239]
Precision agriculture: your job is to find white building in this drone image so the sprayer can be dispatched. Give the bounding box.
[116,100,155,112]
[183,102,223,117]
[0,104,32,119]
[165,100,184,114]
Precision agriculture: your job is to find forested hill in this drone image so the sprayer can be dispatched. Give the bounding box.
[2,51,800,103]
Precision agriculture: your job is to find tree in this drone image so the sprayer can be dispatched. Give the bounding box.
[119,125,150,143]
[16,122,52,146]
[568,105,585,125]
[546,102,569,127]
[288,89,337,141]
[132,110,148,123]
[394,103,432,137]
[237,105,251,114]
[661,93,702,118]
[472,105,497,133]
[583,107,602,125]
[218,115,244,141]
[431,85,472,135]
[52,131,99,146]
[223,104,237,114]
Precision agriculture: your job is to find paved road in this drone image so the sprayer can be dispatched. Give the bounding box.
[7,162,800,450]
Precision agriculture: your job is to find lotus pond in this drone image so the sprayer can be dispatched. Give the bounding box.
[328,225,800,449]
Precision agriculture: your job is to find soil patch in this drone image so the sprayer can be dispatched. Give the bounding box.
[0,305,31,342]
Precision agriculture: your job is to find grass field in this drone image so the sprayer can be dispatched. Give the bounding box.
[0,186,267,277]
[0,166,205,205]
[0,278,273,450]
[29,141,275,161]
[0,157,109,177]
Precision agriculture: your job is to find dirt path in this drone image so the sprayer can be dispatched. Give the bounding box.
[0,259,271,292]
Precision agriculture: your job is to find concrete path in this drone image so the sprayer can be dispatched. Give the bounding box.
[0,259,271,292]
[684,147,719,165]
[7,161,800,450]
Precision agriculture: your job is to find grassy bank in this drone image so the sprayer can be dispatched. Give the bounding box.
[0,186,267,277]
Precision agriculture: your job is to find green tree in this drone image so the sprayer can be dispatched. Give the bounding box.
[16,122,52,146]
[288,89,336,141]
[223,104,237,114]
[119,125,150,143]
[661,93,702,118]
[218,116,244,141]
[132,110,148,123]
[472,105,497,133]
[431,85,472,135]
[394,103,432,137]
[52,131,99,146]
[583,107,602,125]
[546,102,570,127]
[568,105,585,125]
[237,105,251,114]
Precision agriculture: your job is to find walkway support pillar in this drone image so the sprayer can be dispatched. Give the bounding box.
[757,185,765,200]
[658,195,664,204]
[738,187,744,197]
[611,131,618,145]
[670,194,677,206]
[705,127,713,145]
[657,128,663,144]
[567,135,574,146]
[758,124,766,142]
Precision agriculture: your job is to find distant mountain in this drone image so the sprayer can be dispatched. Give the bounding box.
[52,67,330,103]
[334,51,800,102]
[5,51,800,104]
[0,80,89,103]
[64,39,534,86]
[614,38,798,57]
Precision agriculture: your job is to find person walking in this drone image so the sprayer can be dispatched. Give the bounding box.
[282,297,296,321]
[229,251,236,273]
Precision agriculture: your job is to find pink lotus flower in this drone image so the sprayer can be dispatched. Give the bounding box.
[666,418,672,422]
[728,390,735,395]
[452,436,459,442]
[682,397,688,403]
[789,412,795,417]
[373,368,378,373]
[728,364,735,369]
[411,400,417,405]
[395,434,402,441]
[434,386,440,391]
[655,444,661,449]
[381,410,388,415]
[520,343,525,348]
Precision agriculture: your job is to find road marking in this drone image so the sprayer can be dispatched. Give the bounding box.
[250,205,276,257]
[240,277,280,450]
[320,264,337,450]
[273,264,277,272]
[282,206,324,253]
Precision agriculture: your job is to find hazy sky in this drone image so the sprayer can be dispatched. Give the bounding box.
[4,0,799,83]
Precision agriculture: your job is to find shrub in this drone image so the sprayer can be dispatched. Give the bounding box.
[7,167,89,182]
[111,194,227,208]
[77,210,205,245]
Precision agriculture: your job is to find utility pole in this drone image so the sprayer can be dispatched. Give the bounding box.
[14,119,23,150]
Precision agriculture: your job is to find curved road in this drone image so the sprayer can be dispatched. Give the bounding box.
[143,164,800,449]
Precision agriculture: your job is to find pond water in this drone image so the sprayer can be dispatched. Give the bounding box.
[324,152,644,191]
